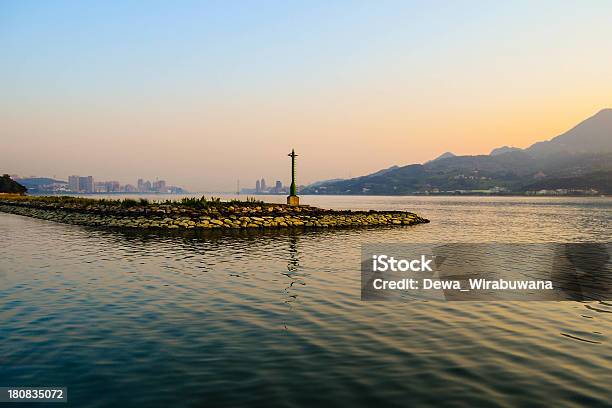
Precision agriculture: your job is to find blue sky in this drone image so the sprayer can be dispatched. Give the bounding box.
[2,1,611,190]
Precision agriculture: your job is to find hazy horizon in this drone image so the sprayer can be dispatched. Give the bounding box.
[2,1,612,191]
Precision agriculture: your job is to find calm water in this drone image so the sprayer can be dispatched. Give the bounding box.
[1,196,611,407]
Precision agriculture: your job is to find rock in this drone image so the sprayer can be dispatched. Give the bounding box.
[0,197,429,231]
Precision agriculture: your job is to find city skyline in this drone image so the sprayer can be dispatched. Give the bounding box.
[14,174,186,194]
[2,1,612,191]
[12,173,297,194]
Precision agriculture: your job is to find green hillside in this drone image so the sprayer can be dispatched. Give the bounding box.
[0,174,27,194]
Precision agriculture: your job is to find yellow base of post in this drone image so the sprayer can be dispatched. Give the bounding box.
[287,195,300,206]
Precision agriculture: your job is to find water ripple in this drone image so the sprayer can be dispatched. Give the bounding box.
[1,196,611,407]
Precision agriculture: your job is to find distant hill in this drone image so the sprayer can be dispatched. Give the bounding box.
[526,108,612,157]
[17,177,67,188]
[306,178,345,188]
[367,165,399,176]
[523,171,612,194]
[490,146,521,156]
[303,109,612,195]
[0,174,27,194]
[428,152,456,162]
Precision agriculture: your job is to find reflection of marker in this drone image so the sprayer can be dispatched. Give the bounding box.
[460,289,470,292]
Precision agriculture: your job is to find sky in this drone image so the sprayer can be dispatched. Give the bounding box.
[1,0,611,191]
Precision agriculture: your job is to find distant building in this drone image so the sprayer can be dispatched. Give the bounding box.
[78,176,94,193]
[66,175,182,194]
[256,180,261,192]
[108,181,121,192]
[261,178,267,191]
[269,180,284,194]
[67,175,94,193]
[68,175,80,192]
[488,186,508,193]
[168,185,187,194]
[153,180,167,193]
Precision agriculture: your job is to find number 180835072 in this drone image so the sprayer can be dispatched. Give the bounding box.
[2,388,66,402]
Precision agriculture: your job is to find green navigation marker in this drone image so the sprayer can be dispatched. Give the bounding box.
[287,149,299,206]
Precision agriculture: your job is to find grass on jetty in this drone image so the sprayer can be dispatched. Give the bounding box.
[0,193,429,229]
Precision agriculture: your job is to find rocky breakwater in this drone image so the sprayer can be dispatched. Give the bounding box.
[0,195,429,230]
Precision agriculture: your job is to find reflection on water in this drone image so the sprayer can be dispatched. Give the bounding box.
[553,243,612,302]
[1,196,611,407]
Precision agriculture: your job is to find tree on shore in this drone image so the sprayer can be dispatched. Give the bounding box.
[0,174,27,194]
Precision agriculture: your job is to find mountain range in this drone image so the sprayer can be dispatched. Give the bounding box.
[303,109,612,195]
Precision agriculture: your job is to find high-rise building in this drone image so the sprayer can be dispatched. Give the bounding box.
[137,179,144,192]
[78,176,94,193]
[94,181,120,192]
[270,180,283,194]
[94,182,105,193]
[261,178,267,191]
[143,180,152,191]
[153,180,166,193]
[68,175,80,192]
[107,181,120,192]
[255,180,261,192]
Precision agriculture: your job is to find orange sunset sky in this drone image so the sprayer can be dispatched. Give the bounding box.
[1,1,611,191]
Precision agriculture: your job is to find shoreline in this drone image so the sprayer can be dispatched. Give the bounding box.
[23,192,609,199]
[0,195,429,230]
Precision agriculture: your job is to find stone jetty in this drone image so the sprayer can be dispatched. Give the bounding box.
[0,195,429,230]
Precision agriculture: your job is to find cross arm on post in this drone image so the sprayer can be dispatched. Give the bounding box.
[287,149,299,206]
